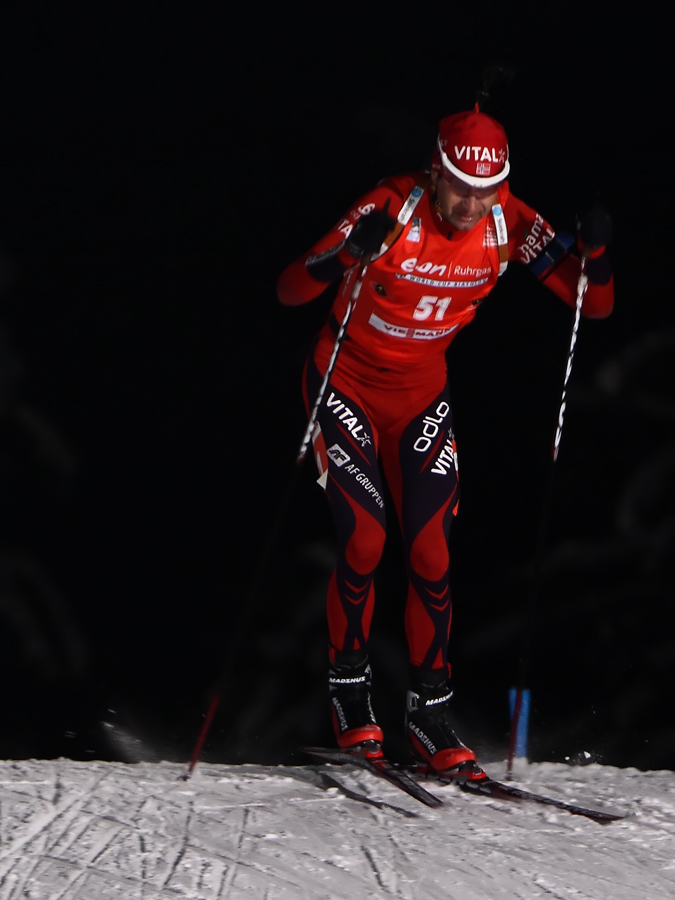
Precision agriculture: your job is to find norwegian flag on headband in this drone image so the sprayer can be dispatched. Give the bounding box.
[436,108,510,188]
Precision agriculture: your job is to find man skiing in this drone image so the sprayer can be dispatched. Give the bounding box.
[277,106,613,773]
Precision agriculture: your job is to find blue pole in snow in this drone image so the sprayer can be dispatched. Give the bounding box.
[509,688,531,759]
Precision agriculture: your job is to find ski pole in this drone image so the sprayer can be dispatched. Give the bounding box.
[507,259,588,775]
[297,253,372,464]
[184,253,373,779]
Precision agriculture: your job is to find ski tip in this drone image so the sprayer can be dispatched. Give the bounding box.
[587,810,626,824]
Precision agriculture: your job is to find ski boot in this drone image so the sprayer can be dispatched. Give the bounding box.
[329,650,383,759]
[406,669,477,774]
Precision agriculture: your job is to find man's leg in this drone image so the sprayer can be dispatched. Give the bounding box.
[381,385,476,770]
[304,358,387,750]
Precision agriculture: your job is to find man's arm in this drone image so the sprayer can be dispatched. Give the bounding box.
[276,178,407,307]
[506,194,614,319]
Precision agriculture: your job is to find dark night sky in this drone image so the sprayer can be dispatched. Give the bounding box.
[1,6,673,767]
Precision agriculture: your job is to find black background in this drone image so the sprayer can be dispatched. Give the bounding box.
[1,4,673,770]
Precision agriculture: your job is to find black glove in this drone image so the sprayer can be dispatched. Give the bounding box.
[347,198,396,256]
[578,203,612,249]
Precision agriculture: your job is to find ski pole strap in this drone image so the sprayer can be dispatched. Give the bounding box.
[552,258,587,461]
[372,173,431,260]
[491,203,509,275]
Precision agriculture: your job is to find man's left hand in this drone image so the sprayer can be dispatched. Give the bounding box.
[578,203,612,256]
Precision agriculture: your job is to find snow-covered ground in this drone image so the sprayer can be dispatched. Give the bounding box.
[0,758,673,899]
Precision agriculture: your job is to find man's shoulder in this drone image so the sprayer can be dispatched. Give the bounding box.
[501,187,560,267]
[332,173,431,242]
[501,184,530,217]
[502,187,551,232]
[376,171,430,200]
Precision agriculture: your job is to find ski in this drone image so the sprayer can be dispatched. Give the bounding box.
[302,747,623,822]
[302,746,443,809]
[418,764,624,823]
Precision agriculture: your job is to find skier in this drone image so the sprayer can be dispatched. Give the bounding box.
[277,106,613,773]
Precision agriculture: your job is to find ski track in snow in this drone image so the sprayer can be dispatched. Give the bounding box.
[0,760,672,899]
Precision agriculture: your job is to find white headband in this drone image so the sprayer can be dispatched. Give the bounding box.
[437,137,510,188]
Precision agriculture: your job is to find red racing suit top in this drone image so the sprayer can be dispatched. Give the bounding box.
[278,173,614,386]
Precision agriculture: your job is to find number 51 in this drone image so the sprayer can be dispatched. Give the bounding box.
[413,296,452,321]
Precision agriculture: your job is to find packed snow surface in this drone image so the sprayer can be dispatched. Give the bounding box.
[0,758,673,898]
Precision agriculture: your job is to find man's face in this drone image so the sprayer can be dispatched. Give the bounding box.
[433,170,502,230]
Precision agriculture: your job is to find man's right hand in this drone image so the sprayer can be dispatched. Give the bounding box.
[347,199,396,256]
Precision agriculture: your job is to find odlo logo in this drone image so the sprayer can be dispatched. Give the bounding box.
[413,402,450,452]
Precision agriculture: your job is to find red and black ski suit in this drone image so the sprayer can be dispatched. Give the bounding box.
[277,173,613,678]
